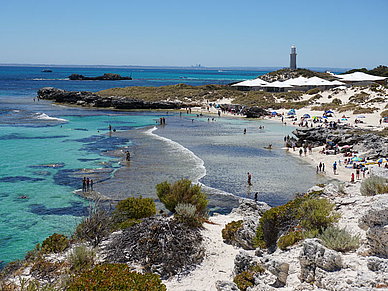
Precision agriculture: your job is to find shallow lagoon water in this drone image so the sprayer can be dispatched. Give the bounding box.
[0,66,327,266]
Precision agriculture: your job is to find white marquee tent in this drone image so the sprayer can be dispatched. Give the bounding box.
[335,72,387,82]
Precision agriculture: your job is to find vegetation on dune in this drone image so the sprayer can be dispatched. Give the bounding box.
[261,68,333,81]
[222,220,244,244]
[317,226,360,253]
[360,176,388,196]
[233,263,266,291]
[344,65,388,77]
[253,190,341,250]
[67,263,166,291]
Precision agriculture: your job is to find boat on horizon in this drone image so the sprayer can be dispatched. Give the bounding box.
[41,69,52,73]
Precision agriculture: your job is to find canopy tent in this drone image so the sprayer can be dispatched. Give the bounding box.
[282,76,309,86]
[330,80,346,86]
[232,78,269,87]
[261,81,293,88]
[335,72,387,82]
[303,77,333,86]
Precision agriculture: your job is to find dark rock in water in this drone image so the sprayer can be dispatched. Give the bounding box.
[0,176,44,183]
[103,217,204,279]
[68,73,132,81]
[29,202,87,216]
[243,106,269,118]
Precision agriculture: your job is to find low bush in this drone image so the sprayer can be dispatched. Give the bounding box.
[174,203,204,228]
[113,196,156,223]
[277,229,304,250]
[381,109,388,118]
[68,245,95,273]
[318,226,360,252]
[222,220,243,244]
[298,197,340,232]
[306,88,322,95]
[360,176,388,196]
[116,218,141,230]
[156,179,208,214]
[67,263,166,291]
[30,260,62,281]
[74,200,113,247]
[41,233,69,254]
[233,264,265,291]
[254,194,340,249]
[331,98,342,105]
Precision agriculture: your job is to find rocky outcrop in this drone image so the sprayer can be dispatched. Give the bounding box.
[292,126,388,159]
[359,195,388,258]
[243,106,269,118]
[299,239,342,284]
[37,87,183,109]
[68,73,132,80]
[215,280,239,291]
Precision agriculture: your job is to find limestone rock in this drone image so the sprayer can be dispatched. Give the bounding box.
[299,239,342,283]
[261,258,289,287]
[231,198,271,218]
[358,195,388,258]
[215,280,239,291]
[367,256,388,273]
[234,250,258,276]
[233,217,258,250]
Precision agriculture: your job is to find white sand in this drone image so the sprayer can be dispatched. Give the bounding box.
[163,212,249,290]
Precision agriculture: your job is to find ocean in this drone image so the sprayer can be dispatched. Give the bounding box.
[0,65,326,266]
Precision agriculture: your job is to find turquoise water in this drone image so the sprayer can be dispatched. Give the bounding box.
[0,66,329,267]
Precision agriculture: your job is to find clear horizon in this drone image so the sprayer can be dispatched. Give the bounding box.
[1,0,387,69]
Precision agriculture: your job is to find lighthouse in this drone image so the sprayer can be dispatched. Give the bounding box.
[290,45,297,70]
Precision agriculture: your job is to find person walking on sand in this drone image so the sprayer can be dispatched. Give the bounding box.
[333,161,337,175]
[299,148,303,156]
[247,172,252,186]
[322,163,325,172]
[319,162,322,172]
[356,166,360,180]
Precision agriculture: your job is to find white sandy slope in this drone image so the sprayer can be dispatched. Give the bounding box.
[163,212,248,290]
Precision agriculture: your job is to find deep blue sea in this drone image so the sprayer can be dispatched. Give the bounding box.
[0,65,326,266]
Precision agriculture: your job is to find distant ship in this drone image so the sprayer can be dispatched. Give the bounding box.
[41,69,52,73]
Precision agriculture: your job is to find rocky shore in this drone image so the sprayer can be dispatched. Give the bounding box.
[37,87,268,117]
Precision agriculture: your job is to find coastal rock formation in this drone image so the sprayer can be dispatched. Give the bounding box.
[37,87,182,110]
[243,106,269,118]
[68,73,132,80]
[358,195,388,258]
[292,126,388,159]
[299,239,342,284]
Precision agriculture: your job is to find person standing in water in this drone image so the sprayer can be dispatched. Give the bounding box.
[247,172,252,186]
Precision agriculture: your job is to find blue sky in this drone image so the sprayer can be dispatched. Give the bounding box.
[1,0,387,69]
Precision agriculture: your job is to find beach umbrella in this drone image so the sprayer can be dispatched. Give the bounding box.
[341,118,348,121]
[357,115,366,118]
[351,157,363,162]
[272,111,277,115]
[303,114,311,118]
[322,116,328,119]
[326,110,334,114]
[341,145,351,149]
[377,158,388,163]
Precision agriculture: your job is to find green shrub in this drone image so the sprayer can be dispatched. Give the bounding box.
[174,203,204,228]
[222,220,243,244]
[67,263,166,291]
[318,226,360,252]
[41,233,69,254]
[233,264,265,291]
[332,98,342,105]
[116,218,141,230]
[156,179,208,214]
[360,176,388,196]
[254,194,340,249]
[306,88,322,95]
[254,197,303,249]
[68,245,95,273]
[298,197,340,232]
[277,229,304,250]
[381,110,388,117]
[113,196,156,223]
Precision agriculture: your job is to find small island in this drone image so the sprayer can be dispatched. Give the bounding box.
[68,73,132,81]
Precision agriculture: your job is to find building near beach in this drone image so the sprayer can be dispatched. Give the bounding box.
[290,45,297,70]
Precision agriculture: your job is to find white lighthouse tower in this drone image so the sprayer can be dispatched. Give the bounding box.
[290,45,297,70]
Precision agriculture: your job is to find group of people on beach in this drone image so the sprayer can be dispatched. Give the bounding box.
[82,177,93,192]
